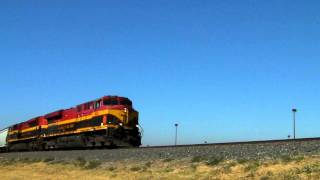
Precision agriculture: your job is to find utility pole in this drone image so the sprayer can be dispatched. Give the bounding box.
[174,123,178,145]
[292,108,297,140]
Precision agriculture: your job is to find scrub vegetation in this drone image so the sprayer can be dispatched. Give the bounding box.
[0,154,320,179]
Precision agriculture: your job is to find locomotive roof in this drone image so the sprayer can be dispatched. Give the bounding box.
[7,95,131,128]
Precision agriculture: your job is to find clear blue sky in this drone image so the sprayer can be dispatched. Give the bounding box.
[0,1,319,146]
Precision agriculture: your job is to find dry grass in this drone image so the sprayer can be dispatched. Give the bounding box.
[0,154,320,179]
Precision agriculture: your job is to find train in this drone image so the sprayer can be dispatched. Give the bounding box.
[0,96,141,151]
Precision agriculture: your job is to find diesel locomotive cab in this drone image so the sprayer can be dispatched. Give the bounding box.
[101,96,141,146]
[102,97,133,125]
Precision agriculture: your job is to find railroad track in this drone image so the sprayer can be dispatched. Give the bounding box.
[1,137,320,162]
[141,137,320,149]
[2,136,320,152]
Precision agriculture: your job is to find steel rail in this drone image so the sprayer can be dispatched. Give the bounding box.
[2,137,320,153]
[139,137,320,149]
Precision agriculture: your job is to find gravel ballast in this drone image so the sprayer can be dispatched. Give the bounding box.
[1,138,320,162]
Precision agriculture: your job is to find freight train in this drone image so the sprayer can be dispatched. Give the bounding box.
[0,96,141,151]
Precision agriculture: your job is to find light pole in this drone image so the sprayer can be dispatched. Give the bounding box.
[174,123,178,146]
[292,108,297,140]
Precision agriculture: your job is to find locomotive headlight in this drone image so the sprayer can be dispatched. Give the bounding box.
[119,123,123,126]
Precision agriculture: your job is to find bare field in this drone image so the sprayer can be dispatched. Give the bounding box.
[1,154,320,180]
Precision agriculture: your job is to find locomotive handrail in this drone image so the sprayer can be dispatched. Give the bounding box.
[138,124,144,137]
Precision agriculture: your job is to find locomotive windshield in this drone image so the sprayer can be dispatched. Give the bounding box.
[103,98,132,106]
[119,99,132,106]
[103,98,118,105]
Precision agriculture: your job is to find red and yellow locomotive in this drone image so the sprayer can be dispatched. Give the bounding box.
[6,96,141,151]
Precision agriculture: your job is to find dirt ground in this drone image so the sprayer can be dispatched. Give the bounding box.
[0,154,320,180]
